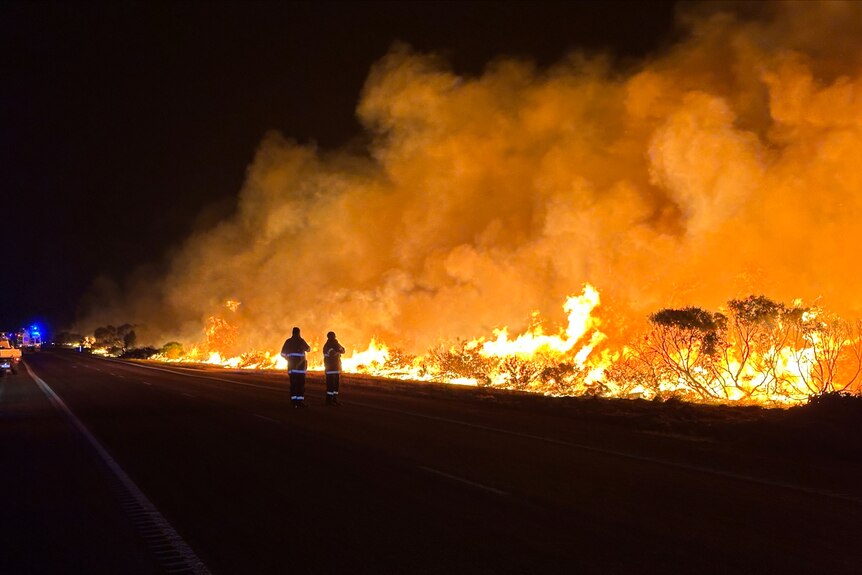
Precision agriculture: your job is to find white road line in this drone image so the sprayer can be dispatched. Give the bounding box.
[58,355,862,505]
[103,359,284,392]
[24,362,211,574]
[351,401,862,505]
[419,466,509,496]
[253,414,280,424]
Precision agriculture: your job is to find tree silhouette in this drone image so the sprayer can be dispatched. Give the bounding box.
[644,307,728,400]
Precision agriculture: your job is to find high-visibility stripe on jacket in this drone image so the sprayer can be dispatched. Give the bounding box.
[323,338,345,374]
[281,336,310,374]
[287,353,307,374]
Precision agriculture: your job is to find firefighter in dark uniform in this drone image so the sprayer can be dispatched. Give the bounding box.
[322,331,345,406]
[280,327,311,408]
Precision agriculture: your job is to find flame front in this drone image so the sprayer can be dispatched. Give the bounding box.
[82,3,862,407]
[480,284,602,359]
[152,287,862,405]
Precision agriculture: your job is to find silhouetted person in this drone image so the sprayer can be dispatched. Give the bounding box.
[322,331,345,406]
[281,327,310,408]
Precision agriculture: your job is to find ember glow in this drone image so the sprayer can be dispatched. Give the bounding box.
[83,2,862,405]
[152,288,862,405]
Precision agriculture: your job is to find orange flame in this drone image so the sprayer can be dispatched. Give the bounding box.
[152,286,862,406]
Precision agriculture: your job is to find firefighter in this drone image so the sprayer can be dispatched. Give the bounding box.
[322,331,345,406]
[280,327,311,408]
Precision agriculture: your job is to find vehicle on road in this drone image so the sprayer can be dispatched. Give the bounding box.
[0,336,22,375]
[18,325,42,351]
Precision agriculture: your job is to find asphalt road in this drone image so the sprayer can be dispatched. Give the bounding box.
[2,350,860,574]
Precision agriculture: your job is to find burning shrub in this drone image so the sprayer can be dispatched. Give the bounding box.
[603,350,663,399]
[205,316,239,356]
[785,315,862,396]
[143,284,862,406]
[93,324,135,354]
[383,348,417,374]
[496,356,542,390]
[649,307,726,356]
[236,350,273,369]
[160,341,185,359]
[640,307,728,400]
[122,346,159,359]
[539,362,580,395]
[426,341,492,385]
[620,297,862,404]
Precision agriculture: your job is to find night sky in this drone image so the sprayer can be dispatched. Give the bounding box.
[1,1,677,334]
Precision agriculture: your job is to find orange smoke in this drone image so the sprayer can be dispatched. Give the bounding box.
[82,2,862,403]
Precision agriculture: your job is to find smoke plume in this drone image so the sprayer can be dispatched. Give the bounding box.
[81,1,862,355]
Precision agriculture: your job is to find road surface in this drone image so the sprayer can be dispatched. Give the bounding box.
[2,350,859,574]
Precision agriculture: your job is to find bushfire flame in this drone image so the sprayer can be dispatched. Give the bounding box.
[150,287,862,405]
[82,2,862,406]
